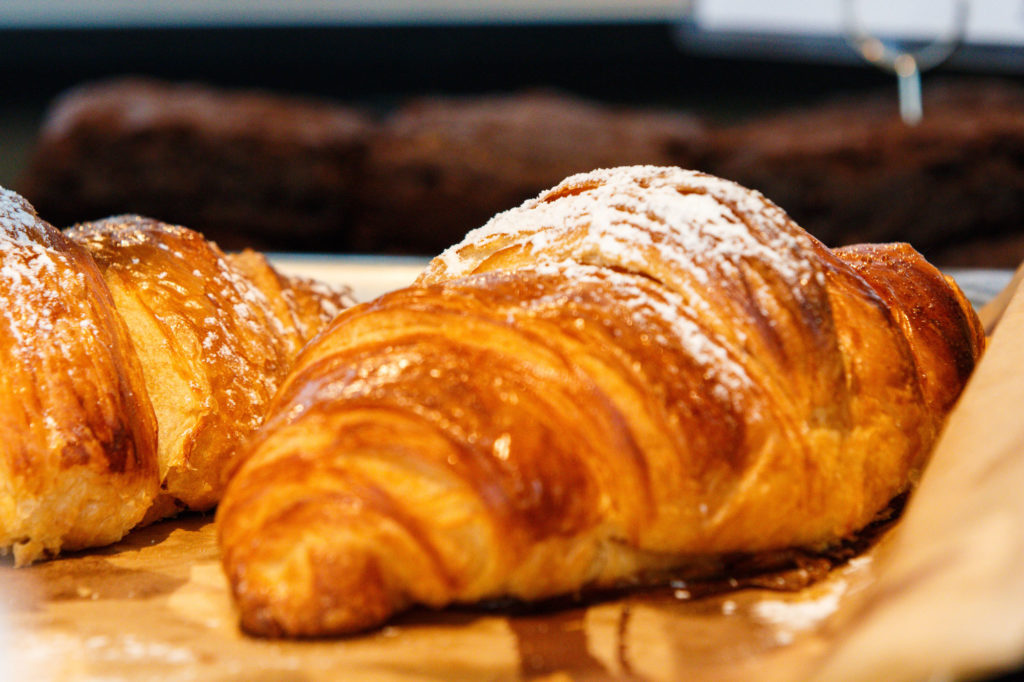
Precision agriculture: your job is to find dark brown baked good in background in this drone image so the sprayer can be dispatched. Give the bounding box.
[18,78,371,251]
[350,91,707,253]
[18,82,706,256]
[704,79,1024,268]
[17,77,1024,266]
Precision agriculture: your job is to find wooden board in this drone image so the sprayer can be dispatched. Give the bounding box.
[3,274,1024,681]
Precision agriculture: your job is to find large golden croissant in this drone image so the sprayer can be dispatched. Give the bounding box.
[217,166,984,637]
[1,192,350,564]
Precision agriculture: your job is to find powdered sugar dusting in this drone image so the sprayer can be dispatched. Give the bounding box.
[432,166,823,295]
[750,577,848,645]
[66,215,289,425]
[0,187,43,244]
[529,261,751,400]
[302,277,353,322]
[215,250,285,340]
[186,241,286,419]
[0,188,96,357]
[423,166,833,408]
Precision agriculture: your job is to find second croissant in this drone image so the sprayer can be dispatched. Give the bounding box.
[0,190,351,565]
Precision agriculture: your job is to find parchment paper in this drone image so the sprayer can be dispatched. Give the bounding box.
[2,275,1023,682]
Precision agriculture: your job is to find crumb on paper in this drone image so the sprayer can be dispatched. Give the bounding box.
[750,578,849,645]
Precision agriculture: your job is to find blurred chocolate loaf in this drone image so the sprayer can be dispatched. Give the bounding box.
[17,77,1024,265]
[704,79,1024,268]
[17,79,706,254]
[351,92,706,252]
[17,78,372,251]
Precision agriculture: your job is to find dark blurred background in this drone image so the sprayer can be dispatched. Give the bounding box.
[3,2,1020,143]
[2,1,1023,262]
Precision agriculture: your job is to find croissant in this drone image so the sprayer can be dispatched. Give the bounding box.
[0,191,158,566]
[2,190,350,564]
[224,248,353,360]
[65,216,351,523]
[217,166,984,637]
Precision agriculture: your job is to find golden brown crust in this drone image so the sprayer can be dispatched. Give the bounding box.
[1,186,351,561]
[66,217,296,520]
[225,249,352,359]
[18,77,371,252]
[832,242,987,416]
[218,167,984,636]
[0,190,158,566]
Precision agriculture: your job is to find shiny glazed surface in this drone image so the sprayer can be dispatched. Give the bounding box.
[67,217,350,522]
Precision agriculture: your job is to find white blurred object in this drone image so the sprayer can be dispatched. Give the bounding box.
[842,0,968,124]
[0,1,692,28]
[267,254,427,303]
[680,0,1024,72]
[693,0,1019,43]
